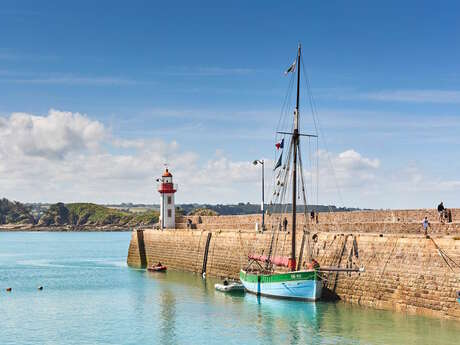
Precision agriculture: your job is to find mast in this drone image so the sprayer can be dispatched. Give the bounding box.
[290,43,301,271]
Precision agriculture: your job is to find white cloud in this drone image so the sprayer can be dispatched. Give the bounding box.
[298,150,460,209]
[313,149,380,190]
[0,109,106,159]
[0,69,141,86]
[0,110,260,203]
[161,66,256,77]
[2,75,139,86]
[321,87,460,104]
[335,150,380,170]
[356,89,460,103]
[1,109,459,208]
[294,149,381,207]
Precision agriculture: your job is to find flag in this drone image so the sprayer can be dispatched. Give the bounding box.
[284,60,296,75]
[275,138,284,150]
[273,153,282,170]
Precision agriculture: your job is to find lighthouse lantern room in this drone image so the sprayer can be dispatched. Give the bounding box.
[158,168,177,229]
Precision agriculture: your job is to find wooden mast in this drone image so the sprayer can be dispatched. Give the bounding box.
[289,43,301,271]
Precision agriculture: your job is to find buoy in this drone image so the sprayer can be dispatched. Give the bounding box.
[6,287,12,292]
[38,286,43,291]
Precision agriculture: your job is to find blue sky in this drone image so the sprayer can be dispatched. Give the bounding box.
[1,1,460,208]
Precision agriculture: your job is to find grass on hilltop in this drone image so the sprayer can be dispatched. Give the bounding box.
[66,203,159,226]
[188,207,219,216]
[35,202,159,227]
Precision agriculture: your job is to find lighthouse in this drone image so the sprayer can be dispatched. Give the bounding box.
[158,168,177,229]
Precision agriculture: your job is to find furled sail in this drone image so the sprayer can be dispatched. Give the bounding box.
[248,254,290,268]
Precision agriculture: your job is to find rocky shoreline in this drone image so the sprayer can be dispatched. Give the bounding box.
[1,199,159,231]
[0,224,133,232]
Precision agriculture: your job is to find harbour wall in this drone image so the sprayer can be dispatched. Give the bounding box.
[127,209,460,320]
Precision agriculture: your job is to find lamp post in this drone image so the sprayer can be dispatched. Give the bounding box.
[253,159,265,230]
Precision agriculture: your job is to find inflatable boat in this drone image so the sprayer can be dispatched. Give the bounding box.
[215,281,245,293]
[147,264,167,272]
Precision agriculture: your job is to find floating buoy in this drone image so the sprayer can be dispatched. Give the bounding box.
[38,286,43,291]
[6,287,12,292]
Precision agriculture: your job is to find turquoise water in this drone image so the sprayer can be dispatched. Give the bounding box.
[1,232,459,345]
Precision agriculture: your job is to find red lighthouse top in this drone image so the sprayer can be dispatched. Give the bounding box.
[162,168,172,177]
[158,168,177,194]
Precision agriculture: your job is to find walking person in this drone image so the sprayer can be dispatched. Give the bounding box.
[422,216,431,236]
[283,217,288,232]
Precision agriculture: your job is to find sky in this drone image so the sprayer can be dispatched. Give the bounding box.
[1,0,460,209]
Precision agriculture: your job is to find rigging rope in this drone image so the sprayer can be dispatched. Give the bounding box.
[300,56,345,209]
[257,49,351,272]
[268,137,294,267]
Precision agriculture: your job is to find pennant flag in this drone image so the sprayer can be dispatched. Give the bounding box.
[275,138,284,150]
[284,60,296,75]
[273,153,282,170]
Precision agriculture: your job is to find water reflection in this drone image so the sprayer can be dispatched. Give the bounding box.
[2,233,460,345]
[254,296,274,345]
[245,293,320,344]
[138,269,460,345]
[159,289,177,345]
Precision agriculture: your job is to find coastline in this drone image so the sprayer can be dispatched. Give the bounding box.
[0,224,133,232]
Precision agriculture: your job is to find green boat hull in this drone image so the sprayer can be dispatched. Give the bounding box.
[239,269,323,301]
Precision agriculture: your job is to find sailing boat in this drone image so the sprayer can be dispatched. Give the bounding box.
[239,44,323,301]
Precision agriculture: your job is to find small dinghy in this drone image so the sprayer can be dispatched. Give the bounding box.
[215,280,245,293]
[148,262,167,272]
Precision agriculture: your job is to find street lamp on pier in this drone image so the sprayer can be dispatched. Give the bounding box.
[253,159,265,230]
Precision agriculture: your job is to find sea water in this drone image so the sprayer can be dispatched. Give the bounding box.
[0,232,459,345]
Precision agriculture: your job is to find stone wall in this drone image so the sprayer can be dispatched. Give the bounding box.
[127,209,460,320]
[176,209,460,233]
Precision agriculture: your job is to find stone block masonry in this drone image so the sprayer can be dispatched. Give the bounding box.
[127,209,460,320]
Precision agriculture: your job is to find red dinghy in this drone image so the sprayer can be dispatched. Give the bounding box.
[148,263,167,272]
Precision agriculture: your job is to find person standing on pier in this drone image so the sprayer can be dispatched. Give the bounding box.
[283,217,288,232]
[437,202,445,223]
[422,216,431,235]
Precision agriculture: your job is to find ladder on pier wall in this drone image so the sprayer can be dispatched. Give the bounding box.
[201,232,212,277]
[137,230,147,268]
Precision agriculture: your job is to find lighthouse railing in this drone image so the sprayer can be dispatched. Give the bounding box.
[158,183,178,193]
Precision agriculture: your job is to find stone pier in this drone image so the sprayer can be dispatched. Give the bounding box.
[127,209,460,320]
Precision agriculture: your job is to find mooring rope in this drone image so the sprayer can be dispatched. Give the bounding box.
[372,237,399,300]
[429,237,460,273]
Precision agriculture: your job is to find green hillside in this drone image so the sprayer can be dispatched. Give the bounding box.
[38,202,159,227]
[0,198,159,228]
[0,198,35,225]
[188,208,219,216]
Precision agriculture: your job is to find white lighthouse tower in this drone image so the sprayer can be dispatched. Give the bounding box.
[158,168,177,229]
